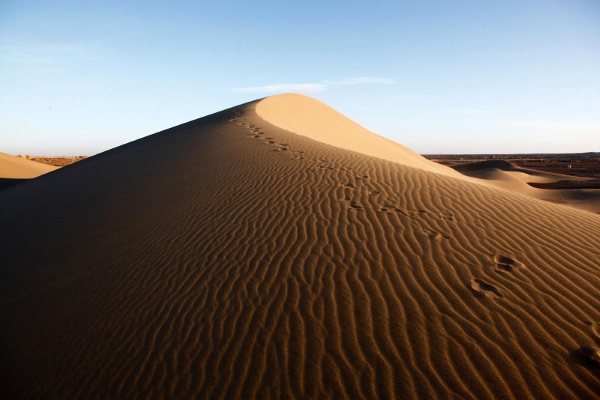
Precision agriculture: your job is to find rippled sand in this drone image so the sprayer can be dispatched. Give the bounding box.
[1,95,599,399]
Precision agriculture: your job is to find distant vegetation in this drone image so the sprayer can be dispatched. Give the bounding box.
[20,155,88,167]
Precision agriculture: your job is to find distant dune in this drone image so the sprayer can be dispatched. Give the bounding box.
[0,152,57,179]
[0,152,58,190]
[451,159,600,213]
[1,94,599,399]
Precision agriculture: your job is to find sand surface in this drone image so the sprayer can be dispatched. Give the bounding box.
[1,94,599,399]
[256,94,463,178]
[0,152,57,179]
[451,160,600,214]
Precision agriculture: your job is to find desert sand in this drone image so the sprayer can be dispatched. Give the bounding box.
[450,160,600,214]
[0,152,58,190]
[1,94,599,399]
[0,152,57,179]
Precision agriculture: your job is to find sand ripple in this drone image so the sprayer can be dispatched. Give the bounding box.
[0,98,599,399]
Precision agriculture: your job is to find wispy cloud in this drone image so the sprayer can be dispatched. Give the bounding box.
[230,76,396,94]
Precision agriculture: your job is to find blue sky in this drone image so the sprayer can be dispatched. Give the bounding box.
[1,0,599,154]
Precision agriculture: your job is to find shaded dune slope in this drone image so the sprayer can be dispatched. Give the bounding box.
[1,95,600,399]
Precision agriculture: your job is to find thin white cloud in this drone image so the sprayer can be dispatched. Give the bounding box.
[230,76,396,94]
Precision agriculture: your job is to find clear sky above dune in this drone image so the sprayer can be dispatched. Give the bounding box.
[1,0,599,154]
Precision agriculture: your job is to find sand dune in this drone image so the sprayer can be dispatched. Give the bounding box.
[1,94,599,399]
[451,160,600,214]
[0,152,57,179]
[256,94,463,178]
[259,95,600,214]
[0,153,58,190]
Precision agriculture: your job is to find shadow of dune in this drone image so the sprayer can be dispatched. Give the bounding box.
[0,178,29,191]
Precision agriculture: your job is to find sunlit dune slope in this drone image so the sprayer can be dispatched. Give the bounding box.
[1,94,599,400]
[256,93,462,178]
[0,152,57,179]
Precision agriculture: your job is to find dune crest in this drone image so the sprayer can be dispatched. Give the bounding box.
[256,93,461,177]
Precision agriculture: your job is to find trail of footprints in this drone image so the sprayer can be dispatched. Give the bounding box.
[340,175,456,224]
[231,112,457,243]
[234,114,511,301]
[231,113,600,370]
[231,113,305,159]
[230,114,533,307]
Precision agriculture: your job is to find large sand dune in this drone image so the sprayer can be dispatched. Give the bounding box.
[1,94,599,399]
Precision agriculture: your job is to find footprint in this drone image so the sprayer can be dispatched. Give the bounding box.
[383,205,408,216]
[422,228,449,240]
[470,278,503,298]
[590,322,600,342]
[346,201,363,211]
[440,210,455,221]
[494,255,524,272]
[571,346,600,369]
[378,203,397,213]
